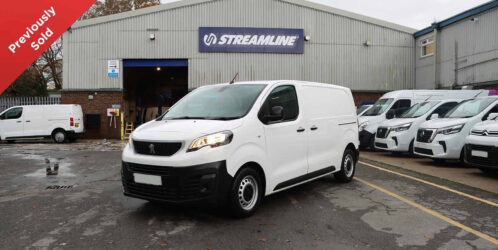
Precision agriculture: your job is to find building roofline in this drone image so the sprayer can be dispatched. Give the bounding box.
[281,0,417,33]
[71,0,215,29]
[414,0,498,38]
[71,0,417,33]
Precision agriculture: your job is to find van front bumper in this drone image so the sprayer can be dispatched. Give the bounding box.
[413,133,464,160]
[121,160,233,207]
[374,132,413,152]
[359,130,375,148]
[464,144,498,169]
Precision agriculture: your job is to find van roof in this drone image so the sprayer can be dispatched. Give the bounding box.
[212,80,351,91]
[8,104,80,108]
[379,89,490,99]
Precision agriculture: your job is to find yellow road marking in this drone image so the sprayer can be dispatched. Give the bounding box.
[354,177,498,245]
[359,160,498,207]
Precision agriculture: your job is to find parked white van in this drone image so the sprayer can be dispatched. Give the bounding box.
[358,90,490,149]
[0,105,84,143]
[414,96,498,161]
[374,99,462,154]
[464,118,498,173]
[122,81,359,217]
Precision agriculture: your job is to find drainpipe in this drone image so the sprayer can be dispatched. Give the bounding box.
[433,27,438,89]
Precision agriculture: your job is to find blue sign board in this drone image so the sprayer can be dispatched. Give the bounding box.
[199,27,304,54]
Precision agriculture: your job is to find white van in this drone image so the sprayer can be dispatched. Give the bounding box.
[414,96,498,161]
[358,90,490,149]
[464,118,498,173]
[0,105,84,143]
[122,81,359,217]
[374,99,462,153]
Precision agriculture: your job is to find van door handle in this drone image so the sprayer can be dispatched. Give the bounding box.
[26,120,31,122]
[297,127,305,133]
[16,121,22,123]
[310,126,318,131]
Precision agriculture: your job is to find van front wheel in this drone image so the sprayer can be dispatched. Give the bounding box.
[334,149,356,183]
[52,130,67,143]
[229,168,263,218]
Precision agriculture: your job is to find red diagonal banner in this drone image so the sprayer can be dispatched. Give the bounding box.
[0,0,96,95]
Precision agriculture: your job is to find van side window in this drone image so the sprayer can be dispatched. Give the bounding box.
[482,104,498,120]
[258,85,299,124]
[390,99,411,117]
[1,107,23,120]
[428,102,458,120]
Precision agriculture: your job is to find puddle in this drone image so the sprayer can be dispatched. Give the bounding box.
[10,152,76,178]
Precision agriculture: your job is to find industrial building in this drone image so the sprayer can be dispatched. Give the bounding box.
[414,0,498,90]
[61,0,498,139]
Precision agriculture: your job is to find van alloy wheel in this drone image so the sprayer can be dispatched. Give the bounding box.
[238,175,258,211]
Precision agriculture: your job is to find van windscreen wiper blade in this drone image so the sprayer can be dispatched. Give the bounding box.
[168,116,207,120]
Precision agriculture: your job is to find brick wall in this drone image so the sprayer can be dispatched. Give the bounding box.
[61,91,123,139]
[352,92,385,107]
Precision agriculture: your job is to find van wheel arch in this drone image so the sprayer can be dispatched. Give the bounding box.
[345,143,358,162]
[233,162,266,196]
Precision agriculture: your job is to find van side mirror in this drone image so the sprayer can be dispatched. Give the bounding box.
[487,113,498,120]
[386,110,395,120]
[267,106,284,122]
[430,113,439,120]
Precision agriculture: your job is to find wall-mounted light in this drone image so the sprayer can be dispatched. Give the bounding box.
[149,33,155,41]
[156,67,161,71]
[364,40,372,46]
[470,17,479,22]
[304,35,311,41]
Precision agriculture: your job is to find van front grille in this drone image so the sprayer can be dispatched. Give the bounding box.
[376,127,390,138]
[417,129,435,143]
[133,140,182,156]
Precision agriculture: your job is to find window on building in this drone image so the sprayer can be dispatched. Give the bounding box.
[421,38,434,57]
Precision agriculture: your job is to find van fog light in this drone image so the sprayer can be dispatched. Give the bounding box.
[188,131,233,152]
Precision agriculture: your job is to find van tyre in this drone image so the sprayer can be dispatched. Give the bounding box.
[229,168,263,218]
[334,149,356,183]
[52,130,67,143]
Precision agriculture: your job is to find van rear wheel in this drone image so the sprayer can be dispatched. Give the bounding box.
[229,168,263,218]
[334,149,356,183]
[52,130,67,143]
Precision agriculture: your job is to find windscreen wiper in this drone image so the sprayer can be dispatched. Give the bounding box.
[168,116,208,120]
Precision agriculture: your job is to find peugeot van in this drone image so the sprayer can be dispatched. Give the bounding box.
[122,81,359,217]
[414,96,498,161]
[0,105,84,143]
[374,100,462,154]
[464,118,498,173]
[358,90,490,149]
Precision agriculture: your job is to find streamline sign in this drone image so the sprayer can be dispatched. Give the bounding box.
[199,27,304,54]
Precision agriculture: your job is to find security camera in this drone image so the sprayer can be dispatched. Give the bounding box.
[470,17,478,22]
[304,35,311,41]
[149,33,155,40]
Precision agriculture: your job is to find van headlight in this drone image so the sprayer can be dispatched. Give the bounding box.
[391,123,412,132]
[187,131,233,152]
[437,124,464,135]
[359,122,369,132]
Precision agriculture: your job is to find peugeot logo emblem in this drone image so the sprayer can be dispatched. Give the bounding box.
[148,144,156,154]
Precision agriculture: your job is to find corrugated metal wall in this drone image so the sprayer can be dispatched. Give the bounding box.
[415,7,498,89]
[63,0,415,91]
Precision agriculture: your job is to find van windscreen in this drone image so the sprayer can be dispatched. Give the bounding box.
[162,84,266,120]
[362,98,394,116]
[399,101,439,118]
[444,98,496,118]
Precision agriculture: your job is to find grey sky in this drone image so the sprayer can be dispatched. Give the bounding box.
[160,0,490,29]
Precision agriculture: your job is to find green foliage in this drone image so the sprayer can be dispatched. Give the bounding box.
[2,66,48,97]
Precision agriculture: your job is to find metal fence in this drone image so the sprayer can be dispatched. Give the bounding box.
[0,97,61,113]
